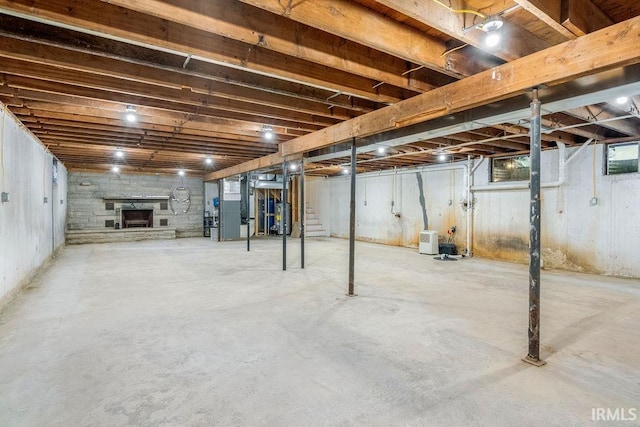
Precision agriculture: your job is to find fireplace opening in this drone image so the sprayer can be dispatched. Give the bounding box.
[122,209,153,228]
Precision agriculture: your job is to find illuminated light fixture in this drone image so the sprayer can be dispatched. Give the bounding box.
[289,163,298,171]
[115,149,124,158]
[616,96,629,105]
[125,105,137,123]
[205,158,213,165]
[111,166,120,173]
[178,170,185,176]
[483,15,503,32]
[341,167,350,174]
[485,32,501,48]
[261,125,274,141]
[377,146,387,155]
[436,148,448,162]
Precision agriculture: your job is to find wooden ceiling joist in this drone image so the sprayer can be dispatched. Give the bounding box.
[206,14,640,180]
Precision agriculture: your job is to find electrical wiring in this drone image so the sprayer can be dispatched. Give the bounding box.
[431,0,486,18]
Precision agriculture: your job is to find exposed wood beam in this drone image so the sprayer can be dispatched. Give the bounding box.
[0,0,415,103]
[0,14,381,113]
[206,15,640,180]
[234,0,463,75]
[512,0,576,39]
[562,0,614,37]
[565,106,640,136]
[0,37,371,120]
[367,0,550,61]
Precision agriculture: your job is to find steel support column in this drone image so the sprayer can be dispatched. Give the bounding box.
[348,141,356,296]
[524,89,546,367]
[246,173,250,252]
[282,162,287,271]
[217,179,222,242]
[300,160,305,269]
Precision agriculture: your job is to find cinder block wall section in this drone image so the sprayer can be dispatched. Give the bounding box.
[308,144,640,278]
[67,172,203,238]
[0,104,68,308]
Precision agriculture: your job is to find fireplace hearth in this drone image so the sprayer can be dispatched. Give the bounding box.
[122,209,153,228]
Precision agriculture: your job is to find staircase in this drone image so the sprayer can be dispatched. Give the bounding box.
[304,203,327,237]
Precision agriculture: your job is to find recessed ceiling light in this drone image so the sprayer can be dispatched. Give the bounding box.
[616,96,629,105]
[178,170,185,176]
[111,166,120,173]
[205,158,213,165]
[115,149,124,158]
[485,33,500,48]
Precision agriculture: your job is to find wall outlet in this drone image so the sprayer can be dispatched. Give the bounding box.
[1,192,9,203]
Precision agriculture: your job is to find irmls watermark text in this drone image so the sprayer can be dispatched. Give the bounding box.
[591,408,637,422]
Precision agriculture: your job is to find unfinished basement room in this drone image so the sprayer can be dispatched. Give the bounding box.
[1,0,640,425]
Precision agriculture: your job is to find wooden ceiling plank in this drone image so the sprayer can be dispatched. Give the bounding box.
[0,37,369,120]
[108,0,457,78]
[370,0,551,61]
[562,0,614,37]
[0,56,352,123]
[206,14,640,180]
[0,0,415,103]
[512,0,576,39]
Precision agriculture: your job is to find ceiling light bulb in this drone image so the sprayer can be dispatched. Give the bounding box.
[289,163,297,171]
[178,170,185,176]
[264,131,274,140]
[205,158,213,165]
[342,168,350,174]
[616,96,629,105]
[485,33,500,48]
[115,150,124,158]
[377,146,386,154]
[125,113,137,123]
[111,166,120,173]
[438,153,447,161]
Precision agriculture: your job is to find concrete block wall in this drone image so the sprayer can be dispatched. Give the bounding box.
[0,104,67,308]
[67,172,203,237]
[308,143,640,278]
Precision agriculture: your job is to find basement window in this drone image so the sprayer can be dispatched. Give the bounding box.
[606,142,638,175]
[491,155,530,182]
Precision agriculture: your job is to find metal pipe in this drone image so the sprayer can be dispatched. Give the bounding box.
[282,162,287,271]
[466,155,472,256]
[301,159,305,269]
[217,180,222,242]
[525,89,545,366]
[348,142,357,296]
[246,173,250,252]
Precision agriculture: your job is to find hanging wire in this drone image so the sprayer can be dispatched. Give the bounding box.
[431,0,486,18]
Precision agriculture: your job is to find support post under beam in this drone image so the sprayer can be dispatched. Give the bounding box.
[524,88,546,367]
[246,173,250,252]
[282,162,287,271]
[300,160,305,269]
[348,141,356,296]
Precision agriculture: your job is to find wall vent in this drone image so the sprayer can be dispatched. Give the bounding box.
[160,219,168,226]
[105,220,115,228]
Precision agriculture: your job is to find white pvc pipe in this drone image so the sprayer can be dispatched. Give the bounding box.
[470,140,594,192]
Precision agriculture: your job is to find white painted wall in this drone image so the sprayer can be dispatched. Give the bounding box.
[0,105,67,307]
[308,143,640,278]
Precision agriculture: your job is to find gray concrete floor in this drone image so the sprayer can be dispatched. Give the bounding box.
[1,237,639,426]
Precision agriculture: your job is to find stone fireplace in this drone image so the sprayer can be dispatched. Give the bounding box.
[121,209,153,228]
